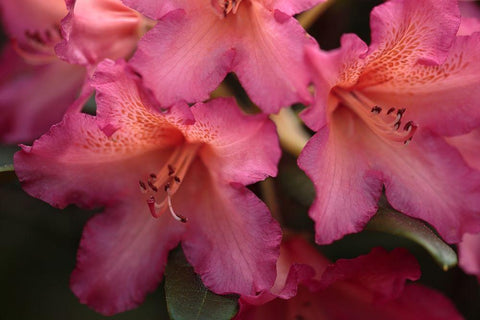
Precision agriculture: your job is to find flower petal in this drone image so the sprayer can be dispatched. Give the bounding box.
[14,111,173,209]
[367,128,480,243]
[184,98,280,185]
[233,3,313,113]
[56,0,146,67]
[263,0,326,16]
[176,159,282,296]
[446,128,480,171]
[318,247,420,301]
[362,33,480,136]
[366,0,460,68]
[301,34,369,131]
[129,8,235,107]
[298,109,384,245]
[0,0,67,50]
[0,45,85,143]
[458,232,480,281]
[121,0,178,19]
[71,198,184,315]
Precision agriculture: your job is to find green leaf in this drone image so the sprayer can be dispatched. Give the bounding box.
[165,247,239,320]
[366,207,458,271]
[0,146,18,182]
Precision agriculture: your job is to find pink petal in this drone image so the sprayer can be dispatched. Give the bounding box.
[185,98,280,185]
[232,3,313,113]
[129,8,235,107]
[361,33,480,136]
[318,247,420,301]
[298,109,384,245]
[121,0,178,19]
[56,0,147,67]
[71,198,184,315]
[238,246,461,320]
[14,112,172,209]
[176,160,282,296]
[446,128,480,171]
[0,45,86,143]
[458,232,480,281]
[0,0,67,51]
[367,0,460,67]
[263,0,326,16]
[372,129,480,243]
[301,34,369,131]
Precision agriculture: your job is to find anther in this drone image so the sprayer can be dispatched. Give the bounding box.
[387,107,395,115]
[150,173,157,180]
[404,121,414,131]
[174,176,181,183]
[404,137,413,145]
[394,121,401,130]
[371,106,382,114]
[139,180,147,193]
[148,181,158,192]
[164,182,171,192]
[397,108,406,117]
[168,164,175,176]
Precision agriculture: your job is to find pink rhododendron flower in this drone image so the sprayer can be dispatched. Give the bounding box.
[236,237,462,320]
[0,0,86,143]
[14,59,282,315]
[298,0,480,244]
[56,0,155,70]
[122,0,325,112]
[458,232,480,282]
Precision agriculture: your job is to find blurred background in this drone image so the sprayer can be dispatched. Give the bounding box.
[1,0,479,319]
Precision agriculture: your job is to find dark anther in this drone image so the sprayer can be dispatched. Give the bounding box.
[404,121,414,131]
[404,137,413,145]
[397,108,406,117]
[387,107,395,115]
[150,173,157,180]
[178,215,188,223]
[164,182,171,192]
[168,164,175,176]
[394,121,401,130]
[139,180,147,190]
[371,106,382,114]
[148,181,158,192]
[132,70,143,79]
[174,176,181,183]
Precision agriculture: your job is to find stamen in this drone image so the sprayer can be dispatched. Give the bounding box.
[333,88,418,146]
[139,180,147,193]
[167,190,188,223]
[174,176,181,183]
[168,165,175,176]
[148,181,158,192]
[371,106,382,114]
[150,173,157,180]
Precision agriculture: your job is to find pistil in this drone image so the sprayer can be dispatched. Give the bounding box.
[139,143,201,222]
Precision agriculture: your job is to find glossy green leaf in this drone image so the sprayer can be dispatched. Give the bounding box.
[0,146,18,182]
[366,207,458,270]
[165,247,239,320]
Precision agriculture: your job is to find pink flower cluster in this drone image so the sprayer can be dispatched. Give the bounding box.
[2,0,480,317]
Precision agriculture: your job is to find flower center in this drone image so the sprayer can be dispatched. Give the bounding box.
[138,143,201,223]
[211,0,243,17]
[333,87,417,145]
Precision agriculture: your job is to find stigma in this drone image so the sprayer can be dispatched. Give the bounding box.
[138,143,201,223]
[334,88,418,145]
